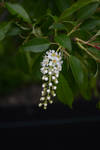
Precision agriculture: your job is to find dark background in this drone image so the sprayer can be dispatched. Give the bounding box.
[0,0,100,136]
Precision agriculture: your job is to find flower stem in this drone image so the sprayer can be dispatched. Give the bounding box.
[57,46,62,52]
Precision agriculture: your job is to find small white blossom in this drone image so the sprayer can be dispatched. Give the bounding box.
[52,76,56,80]
[47,89,50,93]
[38,103,42,107]
[47,96,50,100]
[49,100,53,104]
[41,91,45,96]
[49,82,52,87]
[40,97,45,101]
[44,103,47,107]
[53,93,56,97]
[45,77,48,81]
[55,79,58,84]
[53,86,57,90]
[42,84,46,88]
[49,71,52,75]
[42,76,45,80]
[43,106,47,110]
[56,74,59,78]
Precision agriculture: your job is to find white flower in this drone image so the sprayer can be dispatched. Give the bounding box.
[53,93,56,97]
[56,74,59,78]
[55,79,58,84]
[40,97,45,101]
[45,77,48,81]
[52,76,56,80]
[47,89,50,93]
[42,76,45,80]
[38,103,42,107]
[42,84,46,88]
[39,49,63,109]
[49,82,52,87]
[49,71,52,75]
[53,86,57,90]
[49,100,53,104]
[49,61,53,66]
[47,96,50,100]
[44,103,47,107]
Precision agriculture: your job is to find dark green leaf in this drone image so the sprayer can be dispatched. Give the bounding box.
[62,59,79,97]
[0,32,5,41]
[69,56,84,87]
[86,58,98,77]
[80,69,91,100]
[49,23,66,31]
[7,26,21,36]
[77,2,99,20]
[57,73,74,108]
[59,0,99,21]
[55,34,72,52]
[88,47,100,58]
[81,19,100,30]
[0,22,11,41]
[22,38,50,53]
[6,2,31,23]
[54,0,70,12]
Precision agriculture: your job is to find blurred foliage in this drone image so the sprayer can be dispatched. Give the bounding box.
[0,0,100,108]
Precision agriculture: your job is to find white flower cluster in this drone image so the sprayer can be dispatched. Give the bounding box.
[38,50,63,109]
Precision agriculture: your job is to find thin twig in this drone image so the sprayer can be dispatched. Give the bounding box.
[77,42,100,63]
[67,22,82,36]
[63,48,70,57]
[75,37,100,50]
[22,32,32,45]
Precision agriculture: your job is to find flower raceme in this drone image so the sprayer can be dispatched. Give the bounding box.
[38,50,63,109]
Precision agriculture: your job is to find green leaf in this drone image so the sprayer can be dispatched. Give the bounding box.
[57,73,74,108]
[6,2,31,23]
[81,19,100,31]
[22,38,50,53]
[55,34,72,52]
[77,2,99,20]
[0,22,11,41]
[7,26,21,36]
[0,32,5,41]
[69,56,84,87]
[54,0,70,12]
[88,47,100,58]
[49,23,66,31]
[86,58,98,77]
[80,68,91,100]
[59,0,99,21]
